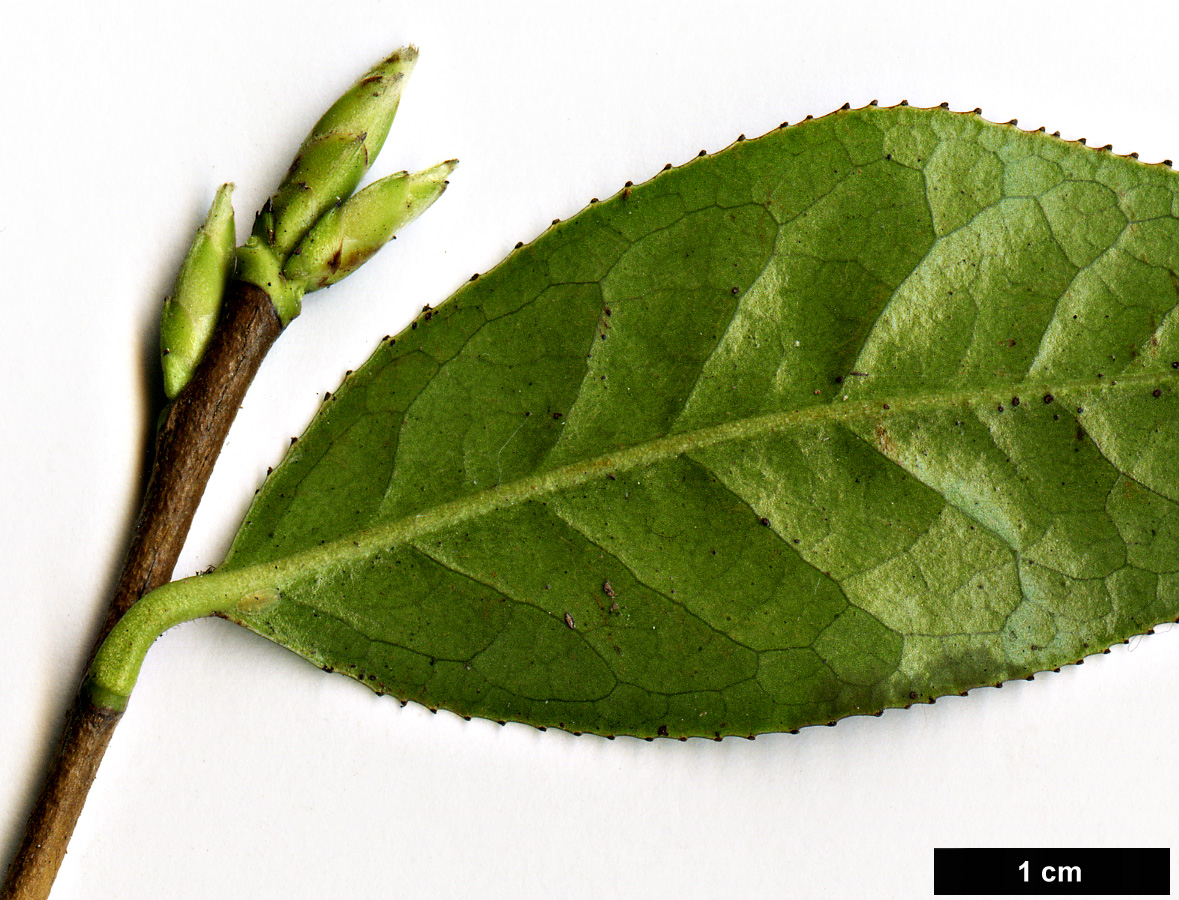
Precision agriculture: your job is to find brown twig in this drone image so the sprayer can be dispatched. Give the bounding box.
[1,280,282,900]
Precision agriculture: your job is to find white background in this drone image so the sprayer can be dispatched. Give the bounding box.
[2,2,1178,897]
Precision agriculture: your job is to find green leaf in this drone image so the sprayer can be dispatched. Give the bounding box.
[214,104,1179,738]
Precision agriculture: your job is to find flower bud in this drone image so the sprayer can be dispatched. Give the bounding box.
[266,47,417,258]
[160,184,235,398]
[284,160,456,292]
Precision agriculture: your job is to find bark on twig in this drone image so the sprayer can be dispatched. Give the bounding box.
[1,280,283,900]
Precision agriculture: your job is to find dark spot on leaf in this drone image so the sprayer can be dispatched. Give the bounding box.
[1153,389,1163,398]
[552,412,562,420]
[657,725,668,736]
[1011,397,1019,406]
[1043,393,1054,404]
[759,517,770,526]
[731,287,739,295]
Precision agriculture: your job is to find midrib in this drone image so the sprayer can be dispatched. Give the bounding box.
[226,367,1176,591]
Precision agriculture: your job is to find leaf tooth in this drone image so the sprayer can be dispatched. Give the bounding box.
[840,102,851,110]
[938,101,949,109]
[868,99,879,107]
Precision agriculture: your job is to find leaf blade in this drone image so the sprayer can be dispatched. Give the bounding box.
[219,104,1179,737]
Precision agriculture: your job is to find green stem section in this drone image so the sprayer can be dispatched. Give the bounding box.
[85,569,274,710]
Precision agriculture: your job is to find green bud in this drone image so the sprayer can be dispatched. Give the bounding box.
[266,47,418,259]
[284,159,457,292]
[160,184,235,399]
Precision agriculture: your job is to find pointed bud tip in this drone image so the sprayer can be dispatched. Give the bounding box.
[414,159,459,184]
[375,45,418,79]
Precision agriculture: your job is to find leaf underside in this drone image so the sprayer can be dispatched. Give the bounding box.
[221,104,1179,738]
